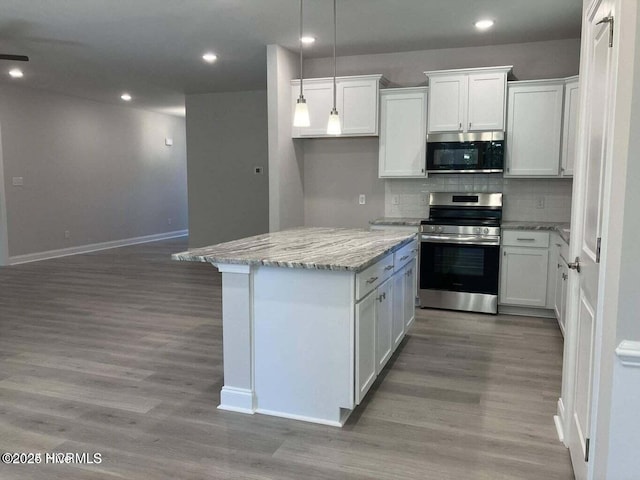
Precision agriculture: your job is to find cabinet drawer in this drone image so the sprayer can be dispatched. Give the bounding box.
[356,254,395,300]
[393,240,417,272]
[502,230,550,248]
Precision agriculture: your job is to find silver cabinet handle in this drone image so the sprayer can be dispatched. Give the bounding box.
[459,122,462,131]
[469,122,472,129]
[517,238,536,242]
[366,276,378,284]
[562,273,568,280]
[399,255,409,261]
[384,265,394,271]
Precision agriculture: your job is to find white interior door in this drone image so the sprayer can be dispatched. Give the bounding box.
[0,125,9,266]
[567,1,615,477]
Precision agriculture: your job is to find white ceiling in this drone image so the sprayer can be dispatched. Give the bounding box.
[0,0,582,115]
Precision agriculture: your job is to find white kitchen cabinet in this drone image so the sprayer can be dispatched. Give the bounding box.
[403,262,416,330]
[392,264,405,350]
[355,289,377,404]
[375,278,393,374]
[505,80,564,177]
[500,246,549,307]
[291,75,387,138]
[378,88,428,178]
[561,77,580,177]
[553,235,570,335]
[425,66,511,134]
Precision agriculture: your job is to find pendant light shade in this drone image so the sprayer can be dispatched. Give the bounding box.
[293,0,311,127]
[326,0,341,135]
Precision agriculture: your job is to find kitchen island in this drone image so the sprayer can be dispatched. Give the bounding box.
[173,227,417,426]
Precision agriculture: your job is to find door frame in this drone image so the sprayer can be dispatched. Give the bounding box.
[0,124,9,266]
[559,0,639,478]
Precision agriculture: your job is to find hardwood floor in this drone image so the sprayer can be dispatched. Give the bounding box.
[0,238,574,479]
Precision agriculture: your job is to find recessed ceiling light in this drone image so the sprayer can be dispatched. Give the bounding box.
[301,36,316,45]
[120,93,132,101]
[202,52,218,63]
[475,19,495,30]
[8,68,24,78]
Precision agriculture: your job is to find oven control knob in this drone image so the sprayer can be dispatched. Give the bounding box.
[474,227,481,234]
[430,226,436,232]
[483,228,489,234]
[436,226,443,233]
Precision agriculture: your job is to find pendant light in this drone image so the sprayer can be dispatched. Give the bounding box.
[293,0,311,127]
[326,0,341,135]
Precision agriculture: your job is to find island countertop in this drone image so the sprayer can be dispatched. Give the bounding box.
[172,227,416,272]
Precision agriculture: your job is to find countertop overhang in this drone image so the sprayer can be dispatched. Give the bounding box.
[172,227,416,272]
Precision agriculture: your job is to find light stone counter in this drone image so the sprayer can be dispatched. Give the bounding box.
[172,227,415,272]
[369,217,423,227]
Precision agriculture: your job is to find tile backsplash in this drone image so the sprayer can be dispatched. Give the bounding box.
[384,175,573,222]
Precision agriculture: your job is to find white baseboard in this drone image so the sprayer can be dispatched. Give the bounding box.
[255,408,346,427]
[8,229,188,265]
[498,305,556,319]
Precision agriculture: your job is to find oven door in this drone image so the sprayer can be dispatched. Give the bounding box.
[419,236,500,295]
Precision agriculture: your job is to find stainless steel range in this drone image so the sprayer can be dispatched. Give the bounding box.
[419,193,503,314]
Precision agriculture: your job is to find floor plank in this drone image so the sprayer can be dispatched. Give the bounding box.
[0,238,574,479]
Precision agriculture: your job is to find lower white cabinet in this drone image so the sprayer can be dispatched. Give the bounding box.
[553,236,570,335]
[355,289,377,404]
[500,232,551,308]
[375,278,393,374]
[355,243,417,404]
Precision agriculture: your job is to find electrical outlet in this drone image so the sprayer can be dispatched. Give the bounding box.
[12,177,24,186]
[64,230,71,239]
[254,167,263,174]
[359,194,366,205]
[536,197,545,209]
[391,195,399,205]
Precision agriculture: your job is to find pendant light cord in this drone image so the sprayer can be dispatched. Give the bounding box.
[299,0,304,98]
[332,0,337,110]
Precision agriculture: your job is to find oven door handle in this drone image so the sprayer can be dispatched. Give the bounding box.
[420,234,500,246]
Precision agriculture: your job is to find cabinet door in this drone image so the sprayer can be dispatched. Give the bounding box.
[559,264,568,335]
[292,82,334,138]
[375,278,393,374]
[500,247,549,307]
[561,81,579,177]
[554,258,564,320]
[404,262,416,331]
[355,289,377,404]
[428,75,467,133]
[505,84,564,176]
[468,72,507,131]
[339,78,379,136]
[392,268,405,351]
[379,89,428,178]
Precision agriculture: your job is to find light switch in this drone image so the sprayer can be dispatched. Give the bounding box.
[359,194,366,205]
[165,138,173,146]
[12,177,24,186]
[391,195,399,205]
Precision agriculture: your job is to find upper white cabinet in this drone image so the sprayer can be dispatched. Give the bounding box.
[425,66,511,134]
[378,87,428,178]
[561,76,580,177]
[505,80,564,177]
[291,75,388,138]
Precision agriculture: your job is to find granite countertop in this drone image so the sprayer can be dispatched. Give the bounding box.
[501,221,571,244]
[369,217,423,227]
[172,227,416,272]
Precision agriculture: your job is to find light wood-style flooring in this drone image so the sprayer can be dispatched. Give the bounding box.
[0,238,574,479]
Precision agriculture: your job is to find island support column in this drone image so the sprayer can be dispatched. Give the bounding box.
[215,263,256,413]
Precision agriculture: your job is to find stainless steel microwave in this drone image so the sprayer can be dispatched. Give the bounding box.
[426,132,504,174]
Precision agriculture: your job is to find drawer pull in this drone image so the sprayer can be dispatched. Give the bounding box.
[384,265,394,271]
[366,276,379,284]
[399,255,409,261]
[517,238,536,242]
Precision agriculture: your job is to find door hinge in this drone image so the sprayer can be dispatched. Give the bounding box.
[596,237,602,263]
[585,438,590,462]
[596,15,614,48]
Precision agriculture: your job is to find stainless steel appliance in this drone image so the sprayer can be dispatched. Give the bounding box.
[419,193,502,314]
[426,132,504,173]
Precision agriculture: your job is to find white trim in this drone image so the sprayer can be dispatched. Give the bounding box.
[291,74,388,87]
[554,415,565,443]
[497,305,556,319]
[8,229,188,265]
[218,386,256,414]
[255,408,347,427]
[214,263,251,274]
[507,78,568,87]
[424,65,513,77]
[615,341,640,367]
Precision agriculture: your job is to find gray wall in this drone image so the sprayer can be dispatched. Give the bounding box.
[302,38,581,228]
[0,84,188,258]
[304,138,384,228]
[185,90,269,248]
[267,45,305,231]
